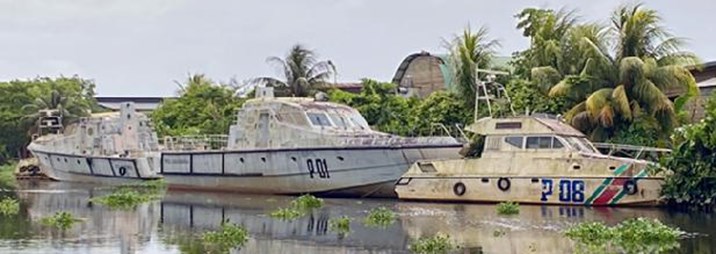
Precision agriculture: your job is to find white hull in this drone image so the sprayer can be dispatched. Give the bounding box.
[30,144,462,197]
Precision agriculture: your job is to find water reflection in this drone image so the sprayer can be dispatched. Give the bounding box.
[0,181,714,254]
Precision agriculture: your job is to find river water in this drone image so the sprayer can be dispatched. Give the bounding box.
[0,181,714,254]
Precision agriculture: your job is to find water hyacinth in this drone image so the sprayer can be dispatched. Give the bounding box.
[201,221,249,253]
[0,197,20,216]
[496,201,520,215]
[269,207,304,220]
[291,194,324,210]
[329,216,351,236]
[40,211,81,230]
[565,218,684,254]
[91,188,159,210]
[268,194,324,221]
[364,207,396,227]
[409,233,456,254]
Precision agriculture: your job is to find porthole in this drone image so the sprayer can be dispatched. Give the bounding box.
[261,157,266,162]
[64,158,68,163]
[291,157,297,162]
[77,159,81,164]
[239,158,244,163]
[337,156,344,161]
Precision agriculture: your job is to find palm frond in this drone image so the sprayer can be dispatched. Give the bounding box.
[612,85,632,120]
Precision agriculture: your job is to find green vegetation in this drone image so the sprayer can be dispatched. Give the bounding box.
[516,4,698,144]
[364,207,396,228]
[329,216,351,236]
[0,163,17,189]
[252,44,336,97]
[445,25,500,110]
[291,194,324,210]
[40,211,82,230]
[268,194,324,221]
[151,74,245,137]
[0,197,19,216]
[496,201,520,215]
[0,77,97,162]
[659,92,716,208]
[269,207,304,220]
[565,218,683,253]
[201,221,249,253]
[409,233,456,254]
[92,180,166,210]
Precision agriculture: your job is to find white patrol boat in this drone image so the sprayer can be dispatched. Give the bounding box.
[394,71,665,206]
[394,115,664,205]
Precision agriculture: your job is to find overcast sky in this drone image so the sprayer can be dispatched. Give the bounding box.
[0,0,712,96]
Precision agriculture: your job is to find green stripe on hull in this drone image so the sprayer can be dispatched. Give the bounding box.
[609,169,648,205]
[584,164,629,206]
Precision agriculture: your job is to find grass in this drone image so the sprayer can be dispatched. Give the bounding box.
[0,197,20,216]
[496,201,520,215]
[329,216,351,236]
[364,207,396,228]
[92,179,167,210]
[201,220,249,253]
[565,218,684,254]
[268,194,324,221]
[40,211,82,230]
[409,233,456,254]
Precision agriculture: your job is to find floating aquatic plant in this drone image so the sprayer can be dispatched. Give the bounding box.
[329,216,351,236]
[364,207,396,227]
[201,220,249,253]
[0,197,19,216]
[565,218,684,254]
[268,194,324,221]
[496,201,520,215]
[409,233,456,254]
[291,194,324,210]
[269,207,304,220]
[40,211,81,230]
[91,188,159,210]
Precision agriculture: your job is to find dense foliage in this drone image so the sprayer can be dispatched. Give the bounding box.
[565,218,683,253]
[660,92,716,208]
[151,74,245,137]
[0,77,97,162]
[516,4,699,144]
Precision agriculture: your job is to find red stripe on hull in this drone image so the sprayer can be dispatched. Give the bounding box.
[592,178,628,205]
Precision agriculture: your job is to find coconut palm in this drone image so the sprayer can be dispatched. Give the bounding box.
[445,26,500,108]
[21,89,85,127]
[531,4,699,140]
[252,44,336,97]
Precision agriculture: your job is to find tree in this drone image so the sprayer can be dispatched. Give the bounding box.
[252,44,336,97]
[527,4,699,143]
[445,26,500,109]
[0,77,97,161]
[151,74,245,137]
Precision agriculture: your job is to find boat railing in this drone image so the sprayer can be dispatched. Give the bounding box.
[592,142,671,162]
[161,135,229,151]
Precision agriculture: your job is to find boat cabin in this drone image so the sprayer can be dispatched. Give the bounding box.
[465,115,600,158]
[227,88,387,149]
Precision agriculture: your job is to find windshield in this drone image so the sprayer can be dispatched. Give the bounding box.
[564,136,599,154]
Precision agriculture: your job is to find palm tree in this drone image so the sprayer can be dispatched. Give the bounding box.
[531,4,699,141]
[252,44,336,97]
[445,26,500,109]
[21,89,86,127]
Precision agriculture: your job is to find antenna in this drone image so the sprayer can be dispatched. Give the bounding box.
[473,67,515,122]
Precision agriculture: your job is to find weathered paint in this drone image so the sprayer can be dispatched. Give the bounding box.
[395,115,665,206]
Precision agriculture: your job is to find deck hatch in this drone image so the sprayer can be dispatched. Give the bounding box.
[495,122,522,129]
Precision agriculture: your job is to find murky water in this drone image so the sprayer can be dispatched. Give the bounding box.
[0,181,714,254]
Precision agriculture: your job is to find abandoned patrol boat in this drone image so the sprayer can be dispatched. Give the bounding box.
[27,104,162,183]
[159,87,462,197]
[394,74,664,206]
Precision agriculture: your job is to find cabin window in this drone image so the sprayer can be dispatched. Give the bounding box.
[328,113,348,128]
[307,113,333,127]
[505,136,523,148]
[553,138,565,148]
[526,136,558,149]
